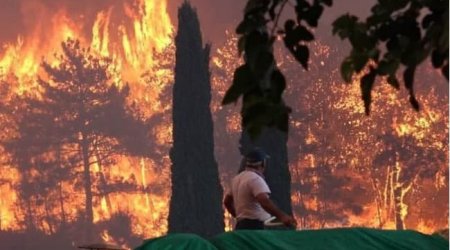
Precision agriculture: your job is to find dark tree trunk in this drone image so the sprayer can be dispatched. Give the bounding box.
[21,160,37,231]
[240,128,293,215]
[26,197,36,231]
[56,146,67,228]
[81,136,94,240]
[169,2,224,238]
[44,197,55,234]
[58,181,67,228]
[95,148,113,213]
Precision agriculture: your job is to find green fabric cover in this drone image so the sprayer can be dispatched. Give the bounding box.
[134,233,217,250]
[134,228,449,250]
[211,228,448,250]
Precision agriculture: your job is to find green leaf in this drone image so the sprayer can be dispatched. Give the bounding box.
[222,65,253,105]
[384,0,408,12]
[402,46,428,66]
[292,45,309,70]
[284,19,296,32]
[283,24,314,52]
[386,37,399,52]
[442,63,449,79]
[238,36,246,56]
[295,25,315,41]
[351,50,369,72]
[236,16,265,35]
[340,57,354,83]
[303,4,324,27]
[431,49,446,68]
[403,66,420,111]
[368,48,380,61]
[360,68,376,115]
[244,0,269,15]
[270,69,286,102]
[370,4,390,17]
[409,95,420,111]
[349,28,373,51]
[421,14,434,29]
[377,59,399,75]
[387,75,400,89]
[295,0,311,18]
[376,23,394,41]
[403,66,416,91]
[332,14,358,38]
[236,20,248,34]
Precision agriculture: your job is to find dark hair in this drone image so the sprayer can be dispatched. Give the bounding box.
[245,148,269,165]
[245,161,264,169]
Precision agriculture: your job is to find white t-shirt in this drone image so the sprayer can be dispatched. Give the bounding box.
[229,170,271,221]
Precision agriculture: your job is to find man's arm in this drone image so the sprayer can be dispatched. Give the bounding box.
[223,194,236,217]
[256,193,297,228]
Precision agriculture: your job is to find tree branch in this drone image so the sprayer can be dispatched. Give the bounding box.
[270,0,289,38]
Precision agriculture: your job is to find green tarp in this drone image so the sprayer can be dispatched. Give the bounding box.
[135,234,217,250]
[135,228,449,250]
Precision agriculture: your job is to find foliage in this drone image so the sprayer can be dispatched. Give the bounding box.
[222,0,332,139]
[223,0,448,138]
[333,0,449,114]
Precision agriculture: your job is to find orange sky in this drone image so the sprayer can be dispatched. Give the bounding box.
[0,0,374,46]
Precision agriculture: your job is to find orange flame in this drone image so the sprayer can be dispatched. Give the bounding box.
[0,0,174,239]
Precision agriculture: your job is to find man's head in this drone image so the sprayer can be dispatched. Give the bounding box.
[245,148,270,173]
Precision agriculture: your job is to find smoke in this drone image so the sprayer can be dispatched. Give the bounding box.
[0,0,375,46]
[0,0,129,44]
[168,0,245,43]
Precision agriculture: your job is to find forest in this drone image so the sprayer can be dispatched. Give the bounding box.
[0,0,447,249]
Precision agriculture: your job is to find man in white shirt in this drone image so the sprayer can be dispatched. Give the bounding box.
[224,148,297,230]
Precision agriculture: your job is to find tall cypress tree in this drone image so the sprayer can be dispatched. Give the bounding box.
[240,128,293,216]
[168,2,224,237]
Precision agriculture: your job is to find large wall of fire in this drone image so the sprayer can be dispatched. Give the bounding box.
[0,0,447,244]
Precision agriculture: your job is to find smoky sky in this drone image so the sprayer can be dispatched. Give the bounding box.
[0,0,447,93]
[0,0,374,46]
[0,0,127,42]
[172,0,374,43]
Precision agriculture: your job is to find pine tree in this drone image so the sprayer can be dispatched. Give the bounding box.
[168,2,224,237]
[2,40,148,240]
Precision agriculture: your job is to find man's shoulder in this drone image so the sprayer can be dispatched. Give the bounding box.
[235,170,264,182]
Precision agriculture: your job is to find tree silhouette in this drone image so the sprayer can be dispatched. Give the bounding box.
[168,2,224,237]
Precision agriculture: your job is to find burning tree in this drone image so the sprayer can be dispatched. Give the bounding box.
[211,32,448,231]
[168,2,224,237]
[2,39,150,240]
[224,0,448,138]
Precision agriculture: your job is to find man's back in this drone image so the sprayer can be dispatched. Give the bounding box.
[231,170,271,222]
